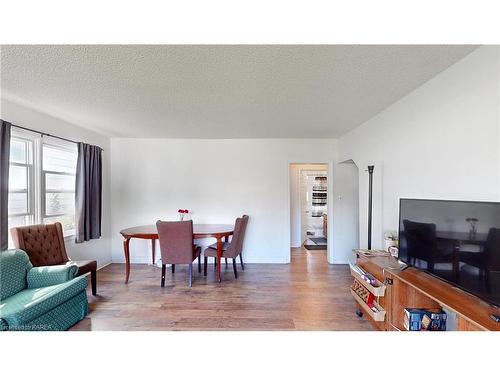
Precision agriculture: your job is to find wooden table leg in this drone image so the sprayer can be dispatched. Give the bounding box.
[217,236,223,283]
[123,237,131,284]
[151,239,156,265]
[452,241,460,282]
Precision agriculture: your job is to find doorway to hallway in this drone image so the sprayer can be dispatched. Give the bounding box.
[289,163,329,260]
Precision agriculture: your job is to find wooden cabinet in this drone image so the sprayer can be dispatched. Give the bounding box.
[353,254,500,331]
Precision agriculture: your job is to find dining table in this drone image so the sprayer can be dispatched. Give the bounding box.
[120,223,234,283]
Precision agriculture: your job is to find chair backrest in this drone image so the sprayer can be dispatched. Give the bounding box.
[403,219,437,263]
[10,222,69,266]
[484,227,500,270]
[156,220,194,264]
[0,249,32,300]
[226,215,249,257]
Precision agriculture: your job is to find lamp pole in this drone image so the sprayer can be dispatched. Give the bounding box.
[367,165,374,249]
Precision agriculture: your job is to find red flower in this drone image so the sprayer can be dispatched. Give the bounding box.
[178,209,189,214]
[184,209,189,213]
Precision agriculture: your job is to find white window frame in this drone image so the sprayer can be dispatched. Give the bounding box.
[41,138,77,237]
[7,129,77,239]
[7,130,38,225]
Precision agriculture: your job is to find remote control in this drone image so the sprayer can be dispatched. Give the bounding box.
[490,314,500,323]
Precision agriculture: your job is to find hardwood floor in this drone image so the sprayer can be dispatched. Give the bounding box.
[71,247,373,330]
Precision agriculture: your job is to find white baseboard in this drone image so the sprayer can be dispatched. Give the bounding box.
[97,262,112,271]
[329,260,349,265]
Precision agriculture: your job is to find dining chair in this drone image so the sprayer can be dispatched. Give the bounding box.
[156,219,201,287]
[203,215,249,278]
[10,222,98,295]
[459,227,500,293]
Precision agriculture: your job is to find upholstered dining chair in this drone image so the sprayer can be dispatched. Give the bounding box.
[10,222,98,295]
[204,215,249,278]
[156,219,202,287]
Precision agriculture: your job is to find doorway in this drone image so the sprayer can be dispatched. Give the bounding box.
[289,163,329,260]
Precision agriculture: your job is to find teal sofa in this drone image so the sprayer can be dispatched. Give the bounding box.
[0,249,88,331]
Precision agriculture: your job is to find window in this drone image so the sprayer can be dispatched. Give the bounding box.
[8,136,35,243]
[42,140,78,235]
[7,130,78,247]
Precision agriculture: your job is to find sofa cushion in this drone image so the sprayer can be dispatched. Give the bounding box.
[0,250,32,300]
[0,275,87,328]
[1,291,88,331]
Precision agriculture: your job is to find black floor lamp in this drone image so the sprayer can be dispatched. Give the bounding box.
[367,165,374,250]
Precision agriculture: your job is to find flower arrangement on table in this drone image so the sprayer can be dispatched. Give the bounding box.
[466,217,478,239]
[178,209,189,221]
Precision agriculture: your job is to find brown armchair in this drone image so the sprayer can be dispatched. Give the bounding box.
[204,215,249,278]
[10,222,97,295]
[156,219,201,287]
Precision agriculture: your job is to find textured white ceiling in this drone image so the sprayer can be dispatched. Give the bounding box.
[0,45,477,138]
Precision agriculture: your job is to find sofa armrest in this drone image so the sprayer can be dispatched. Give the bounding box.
[27,263,79,289]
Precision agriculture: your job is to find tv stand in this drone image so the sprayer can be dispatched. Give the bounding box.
[353,253,500,331]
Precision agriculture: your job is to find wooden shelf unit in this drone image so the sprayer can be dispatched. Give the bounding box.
[353,253,500,331]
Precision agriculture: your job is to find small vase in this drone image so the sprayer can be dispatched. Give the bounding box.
[179,214,185,221]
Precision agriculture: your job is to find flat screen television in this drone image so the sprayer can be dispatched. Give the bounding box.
[398,198,500,307]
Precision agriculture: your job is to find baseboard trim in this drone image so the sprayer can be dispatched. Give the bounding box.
[329,260,349,265]
[97,262,112,271]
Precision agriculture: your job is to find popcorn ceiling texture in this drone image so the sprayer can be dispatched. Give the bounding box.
[1,45,477,138]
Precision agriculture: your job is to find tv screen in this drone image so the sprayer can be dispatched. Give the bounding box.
[398,198,500,307]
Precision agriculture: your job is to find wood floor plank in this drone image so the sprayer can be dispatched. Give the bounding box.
[70,248,373,331]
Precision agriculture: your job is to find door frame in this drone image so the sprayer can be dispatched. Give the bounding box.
[286,160,334,263]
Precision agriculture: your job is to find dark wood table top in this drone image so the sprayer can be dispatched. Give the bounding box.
[120,223,234,238]
[436,231,488,244]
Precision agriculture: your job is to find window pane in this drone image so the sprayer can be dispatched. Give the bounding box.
[10,139,27,163]
[45,192,75,216]
[9,165,28,190]
[8,192,28,215]
[43,214,75,234]
[46,173,75,191]
[43,144,77,173]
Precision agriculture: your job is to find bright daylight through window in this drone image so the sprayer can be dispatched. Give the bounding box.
[7,130,77,247]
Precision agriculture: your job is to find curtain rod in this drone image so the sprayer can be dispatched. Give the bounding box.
[11,123,104,151]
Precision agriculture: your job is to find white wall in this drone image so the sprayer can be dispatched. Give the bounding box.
[338,46,500,249]
[0,97,112,267]
[110,139,336,264]
[331,160,359,263]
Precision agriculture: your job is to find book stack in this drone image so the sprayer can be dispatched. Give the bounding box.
[403,308,447,331]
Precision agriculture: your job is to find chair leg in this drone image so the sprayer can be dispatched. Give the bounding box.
[225,257,228,268]
[204,257,208,276]
[198,255,202,273]
[188,264,193,287]
[239,254,245,270]
[232,258,238,279]
[214,258,217,270]
[91,270,97,295]
[161,264,166,288]
[172,264,175,273]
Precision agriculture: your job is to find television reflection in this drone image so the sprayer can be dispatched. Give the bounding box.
[399,199,500,307]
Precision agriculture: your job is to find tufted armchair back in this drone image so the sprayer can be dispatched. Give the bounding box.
[10,223,69,267]
[0,249,32,300]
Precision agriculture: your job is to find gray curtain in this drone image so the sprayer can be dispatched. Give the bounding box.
[75,142,102,243]
[1,120,12,250]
